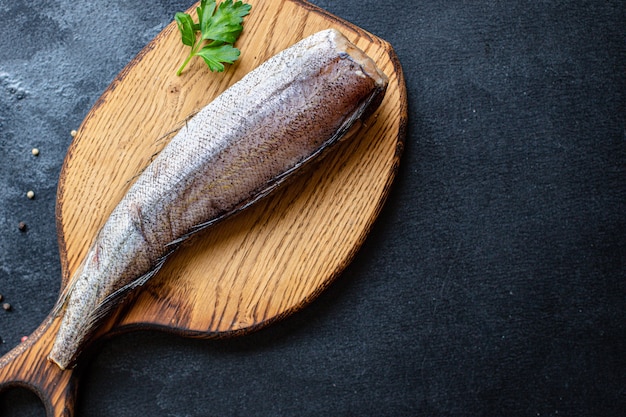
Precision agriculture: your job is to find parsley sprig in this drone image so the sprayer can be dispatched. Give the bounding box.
[175,0,252,76]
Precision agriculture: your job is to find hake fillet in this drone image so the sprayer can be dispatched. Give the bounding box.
[49,28,388,369]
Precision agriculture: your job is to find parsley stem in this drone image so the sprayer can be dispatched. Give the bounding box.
[176,40,203,76]
[176,52,194,76]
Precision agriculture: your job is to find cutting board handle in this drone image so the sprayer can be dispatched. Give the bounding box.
[0,314,79,417]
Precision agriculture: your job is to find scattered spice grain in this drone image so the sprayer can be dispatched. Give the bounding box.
[2,303,11,311]
[26,190,35,199]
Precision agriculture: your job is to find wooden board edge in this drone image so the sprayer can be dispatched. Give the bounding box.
[54,20,179,292]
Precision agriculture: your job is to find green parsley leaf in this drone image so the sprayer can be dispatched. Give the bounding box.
[197,0,217,34]
[201,0,251,43]
[196,44,241,72]
[175,12,196,47]
[175,0,251,76]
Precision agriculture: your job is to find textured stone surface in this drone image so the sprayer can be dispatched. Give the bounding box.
[1,1,625,416]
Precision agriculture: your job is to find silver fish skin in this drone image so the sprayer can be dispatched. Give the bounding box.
[48,28,388,369]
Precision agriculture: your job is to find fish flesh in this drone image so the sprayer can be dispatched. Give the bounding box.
[48,28,388,369]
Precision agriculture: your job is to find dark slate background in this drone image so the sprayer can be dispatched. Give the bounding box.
[1,1,625,416]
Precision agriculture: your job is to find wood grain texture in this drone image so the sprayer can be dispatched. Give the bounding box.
[0,317,78,416]
[0,1,406,415]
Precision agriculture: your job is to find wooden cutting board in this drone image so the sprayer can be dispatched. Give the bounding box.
[0,1,407,415]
